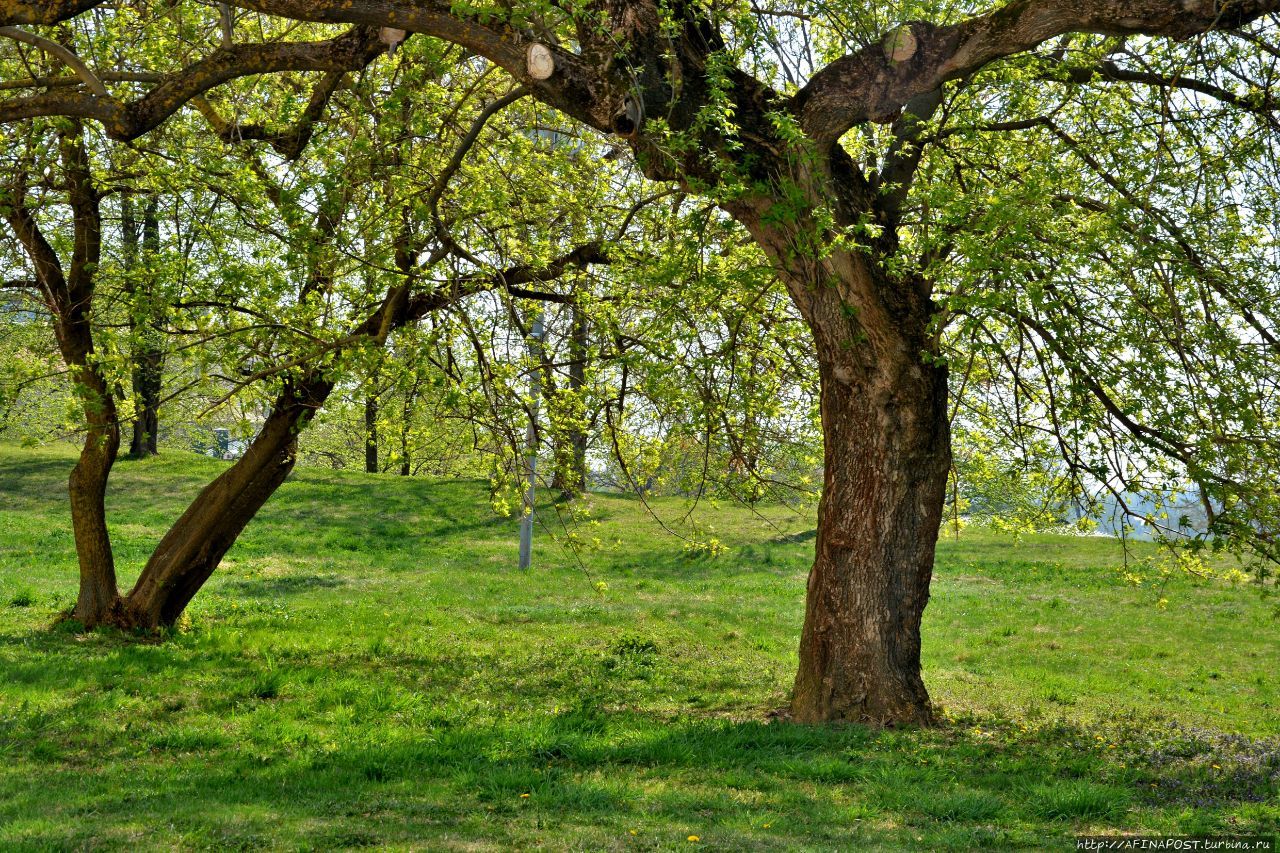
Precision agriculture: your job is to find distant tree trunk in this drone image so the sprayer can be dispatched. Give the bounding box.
[736,355,763,505]
[552,304,588,497]
[124,375,333,627]
[399,393,411,476]
[122,195,163,458]
[365,393,379,473]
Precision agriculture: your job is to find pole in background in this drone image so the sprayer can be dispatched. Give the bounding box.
[518,311,545,569]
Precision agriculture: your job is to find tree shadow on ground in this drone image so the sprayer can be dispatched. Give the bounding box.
[2,685,1273,850]
[769,529,816,545]
[221,574,348,597]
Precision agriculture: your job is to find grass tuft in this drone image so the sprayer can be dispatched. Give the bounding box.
[1027,780,1131,820]
[6,588,34,608]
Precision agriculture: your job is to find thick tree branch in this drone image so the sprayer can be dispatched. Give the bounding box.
[0,27,387,140]
[225,0,615,133]
[873,88,943,225]
[0,1,103,26]
[793,0,1280,146]
[191,69,345,160]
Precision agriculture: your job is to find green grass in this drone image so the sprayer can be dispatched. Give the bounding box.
[0,443,1276,850]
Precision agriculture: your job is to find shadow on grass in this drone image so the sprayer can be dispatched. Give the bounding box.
[769,529,817,545]
[222,574,348,597]
[3,683,1273,850]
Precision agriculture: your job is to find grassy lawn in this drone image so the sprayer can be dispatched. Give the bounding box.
[0,444,1276,850]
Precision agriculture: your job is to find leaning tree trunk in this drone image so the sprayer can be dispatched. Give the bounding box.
[123,378,332,627]
[790,354,950,725]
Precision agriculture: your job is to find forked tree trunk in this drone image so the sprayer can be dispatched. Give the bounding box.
[123,378,332,627]
[790,356,950,725]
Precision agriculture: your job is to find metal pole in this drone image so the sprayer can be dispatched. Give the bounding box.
[518,311,544,569]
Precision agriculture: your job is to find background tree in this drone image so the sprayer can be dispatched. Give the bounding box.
[0,31,612,627]
[119,191,163,457]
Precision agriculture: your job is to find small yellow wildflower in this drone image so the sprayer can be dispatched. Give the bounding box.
[520,793,530,799]
[1212,764,1221,769]
[629,830,637,836]
[687,836,700,842]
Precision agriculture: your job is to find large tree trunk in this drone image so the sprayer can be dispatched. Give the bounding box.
[790,355,950,725]
[123,378,332,627]
[6,127,123,628]
[735,166,951,725]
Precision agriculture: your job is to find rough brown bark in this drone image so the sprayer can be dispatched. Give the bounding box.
[735,153,951,725]
[790,356,950,725]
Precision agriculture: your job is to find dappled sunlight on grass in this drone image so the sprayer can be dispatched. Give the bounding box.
[0,443,1276,848]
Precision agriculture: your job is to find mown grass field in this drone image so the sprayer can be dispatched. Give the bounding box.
[0,444,1276,850]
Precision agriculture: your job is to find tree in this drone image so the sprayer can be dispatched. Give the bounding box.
[2,123,123,623]
[1,34,613,628]
[119,192,163,457]
[5,1,1280,724]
